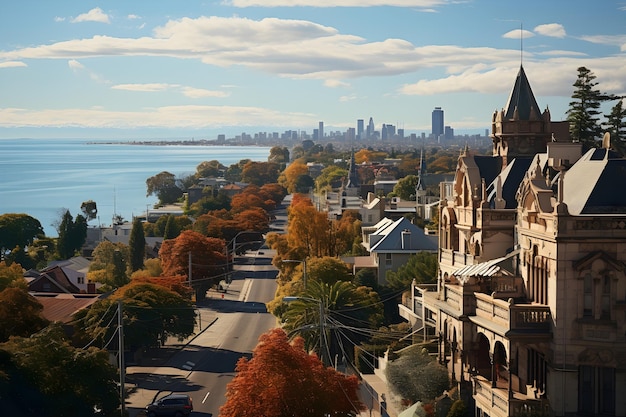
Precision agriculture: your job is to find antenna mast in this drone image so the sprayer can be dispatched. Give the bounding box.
[520,22,523,66]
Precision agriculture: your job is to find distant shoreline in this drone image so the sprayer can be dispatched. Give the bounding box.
[86,140,264,146]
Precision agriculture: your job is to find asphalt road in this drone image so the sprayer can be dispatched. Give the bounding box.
[125,253,278,417]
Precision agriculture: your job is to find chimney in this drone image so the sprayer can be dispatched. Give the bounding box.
[401,229,411,250]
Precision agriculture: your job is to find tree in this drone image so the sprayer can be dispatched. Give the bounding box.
[0,323,119,417]
[129,217,146,272]
[163,214,179,239]
[146,171,183,204]
[241,161,281,186]
[220,328,364,417]
[604,99,626,156]
[76,281,195,351]
[88,241,130,289]
[281,280,383,364]
[0,261,27,291]
[567,66,618,149]
[279,160,310,193]
[386,252,438,291]
[159,230,227,300]
[55,210,87,259]
[315,165,347,192]
[0,287,49,342]
[386,345,449,405]
[393,175,419,200]
[80,200,98,221]
[0,213,44,258]
[195,160,224,178]
[268,146,289,163]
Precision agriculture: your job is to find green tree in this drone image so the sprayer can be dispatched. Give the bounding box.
[386,345,450,404]
[55,210,87,259]
[567,66,618,149]
[604,99,626,156]
[0,324,120,417]
[282,280,383,365]
[195,160,224,178]
[163,215,179,239]
[88,241,130,289]
[0,287,49,342]
[0,213,44,259]
[268,146,290,163]
[146,171,183,204]
[76,282,196,350]
[315,165,347,192]
[393,174,419,200]
[386,252,438,291]
[129,217,146,272]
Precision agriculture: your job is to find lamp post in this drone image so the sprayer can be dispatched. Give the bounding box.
[283,295,325,365]
[282,258,307,289]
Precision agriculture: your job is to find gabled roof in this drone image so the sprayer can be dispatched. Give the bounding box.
[562,148,626,215]
[34,294,102,323]
[486,156,536,209]
[369,217,438,253]
[504,66,542,120]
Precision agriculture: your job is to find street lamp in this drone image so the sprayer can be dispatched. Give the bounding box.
[283,295,326,365]
[282,258,307,289]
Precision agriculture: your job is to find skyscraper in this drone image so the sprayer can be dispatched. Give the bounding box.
[431,107,444,138]
[318,121,324,139]
[367,117,375,139]
[357,119,364,140]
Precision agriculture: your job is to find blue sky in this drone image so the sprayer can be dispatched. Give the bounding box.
[1,0,625,139]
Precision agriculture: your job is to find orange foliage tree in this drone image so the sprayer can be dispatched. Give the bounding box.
[287,196,330,257]
[278,159,309,193]
[131,274,192,298]
[159,230,226,300]
[220,328,364,417]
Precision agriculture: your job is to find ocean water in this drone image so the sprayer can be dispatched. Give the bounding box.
[0,138,270,236]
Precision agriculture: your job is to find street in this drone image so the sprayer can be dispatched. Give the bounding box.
[125,251,278,417]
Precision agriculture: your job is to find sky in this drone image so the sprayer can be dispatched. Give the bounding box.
[0,0,625,140]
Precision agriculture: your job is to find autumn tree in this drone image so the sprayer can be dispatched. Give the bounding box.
[386,345,449,405]
[146,171,183,204]
[386,252,438,291]
[129,217,146,272]
[0,324,120,417]
[287,196,330,257]
[241,161,281,186]
[0,287,49,342]
[159,230,227,300]
[567,66,619,149]
[55,210,87,259]
[76,281,195,351]
[220,328,364,417]
[315,165,347,193]
[0,213,44,259]
[279,159,311,193]
[0,261,27,291]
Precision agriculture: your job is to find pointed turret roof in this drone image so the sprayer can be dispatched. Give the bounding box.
[504,66,542,121]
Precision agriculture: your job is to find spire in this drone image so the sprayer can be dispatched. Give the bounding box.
[504,66,542,121]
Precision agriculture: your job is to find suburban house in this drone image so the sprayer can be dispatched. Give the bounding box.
[361,217,437,285]
[399,66,626,416]
[29,257,97,294]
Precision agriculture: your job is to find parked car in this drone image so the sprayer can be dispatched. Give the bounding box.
[146,393,193,417]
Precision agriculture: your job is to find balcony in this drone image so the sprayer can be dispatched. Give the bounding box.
[440,248,475,268]
[473,292,552,337]
[473,375,547,417]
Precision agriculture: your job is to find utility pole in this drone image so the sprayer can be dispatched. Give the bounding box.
[117,299,125,416]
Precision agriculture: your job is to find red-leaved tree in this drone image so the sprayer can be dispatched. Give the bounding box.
[220,328,364,417]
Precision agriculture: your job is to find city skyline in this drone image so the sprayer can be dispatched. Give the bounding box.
[1,1,625,139]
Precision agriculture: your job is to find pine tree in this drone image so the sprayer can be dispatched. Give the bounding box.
[128,217,146,272]
[566,66,618,149]
[604,99,626,156]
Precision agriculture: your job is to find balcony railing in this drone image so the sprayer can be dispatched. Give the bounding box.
[474,292,551,333]
[473,376,545,417]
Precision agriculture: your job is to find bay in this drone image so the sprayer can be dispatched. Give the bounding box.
[0,138,271,236]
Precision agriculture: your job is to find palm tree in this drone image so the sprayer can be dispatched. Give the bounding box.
[283,280,383,367]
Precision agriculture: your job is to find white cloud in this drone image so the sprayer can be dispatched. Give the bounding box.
[181,87,230,98]
[534,23,566,38]
[72,7,111,24]
[0,61,27,68]
[579,34,626,50]
[0,105,316,129]
[54,16,65,22]
[112,83,175,92]
[324,79,350,88]
[225,0,448,7]
[128,14,141,20]
[502,29,535,39]
[68,59,85,71]
[339,94,358,102]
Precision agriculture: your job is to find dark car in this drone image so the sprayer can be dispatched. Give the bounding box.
[146,393,193,417]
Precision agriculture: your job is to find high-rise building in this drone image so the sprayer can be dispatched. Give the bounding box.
[367,117,375,139]
[432,107,444,138]
[318,121,324,139]
[444,125,454,140]
[346,127,356,142]
[357,119,364,140]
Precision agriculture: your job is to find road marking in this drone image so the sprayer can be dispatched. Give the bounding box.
[182,361,195,370]
[202,391,211,404]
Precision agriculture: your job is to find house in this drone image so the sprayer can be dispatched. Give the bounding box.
[361,217,437,285]
[30,257,98,294]
[400,66,626,416]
